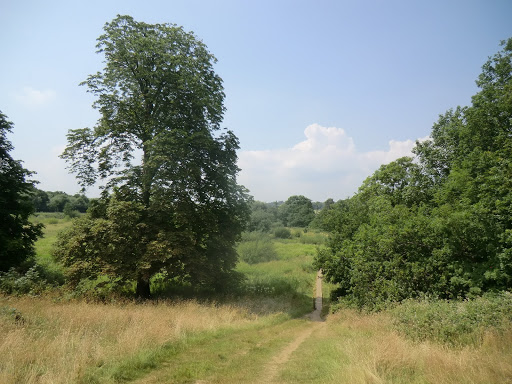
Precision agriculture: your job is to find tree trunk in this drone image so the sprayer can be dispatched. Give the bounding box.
[136,274,151,299]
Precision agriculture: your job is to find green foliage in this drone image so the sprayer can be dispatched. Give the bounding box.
[273,227,292,239]
[31,190,90,213]
[246,201,282,232]
[56,16,250,297]
[316,38,512,309]
[278,195,315,227]
[297,230,326,245]
[0,266,56,295]
[392,293,512,346]
[309,198,335,230]
[0,111,43,272]
[237,233,278,264]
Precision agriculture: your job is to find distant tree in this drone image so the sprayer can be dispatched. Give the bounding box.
[55,15,250,297]
[0,111,43,271]
[30,188,49,212]
[70,194,89,213]
[47,192,70,212]
[247,201,281,232]
[278,195,315,227]
[310,198,336,230]
[312,201,324,211]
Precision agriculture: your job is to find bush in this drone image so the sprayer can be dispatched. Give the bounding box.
[238,234,278,264]
[299,232,326,245]
[0,262,65,295]
[0,267,46,295]
[391,292,512,346]
[274,227,292,239]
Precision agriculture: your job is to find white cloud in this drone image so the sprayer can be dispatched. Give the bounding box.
[238,123,418,202]
[15,86,56,107]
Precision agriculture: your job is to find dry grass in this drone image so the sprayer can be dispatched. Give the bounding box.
[279,309,512,383]
[327,311,512,383]
[0,296,254,384]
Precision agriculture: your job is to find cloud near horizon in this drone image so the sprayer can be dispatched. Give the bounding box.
[238,123,419,202]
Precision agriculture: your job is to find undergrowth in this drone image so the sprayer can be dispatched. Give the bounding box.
[391,292,512,346]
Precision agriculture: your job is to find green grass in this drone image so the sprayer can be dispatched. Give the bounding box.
[272,240,318,260]
[83,314,311,383]
[31,213,74,263]
[29,213,73,286]
[235,232,324,317]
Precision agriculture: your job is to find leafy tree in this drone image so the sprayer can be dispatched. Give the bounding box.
[316,38,512,308]
[47,191,70,212]
[30,188,50,212]
[56,15,250,297]
[278,195,315,227]
[310,198,336,230]
[247,200,281,232]
[0,111,43,271]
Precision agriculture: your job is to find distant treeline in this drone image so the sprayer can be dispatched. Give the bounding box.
[30,189,90,214]
[247,196,334,232]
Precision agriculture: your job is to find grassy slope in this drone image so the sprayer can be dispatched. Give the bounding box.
[3,222,512,383]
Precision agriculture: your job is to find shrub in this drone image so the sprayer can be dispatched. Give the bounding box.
[0,267,46,295]
[237,237,278,264]
[391,292,512,346]
[274,227,292,239]
[299,232,326,245]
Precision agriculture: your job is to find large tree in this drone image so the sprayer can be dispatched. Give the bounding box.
[278,195,315,227]
[0,111,43,271]
[56,15,250,297]
[316,38,512,309]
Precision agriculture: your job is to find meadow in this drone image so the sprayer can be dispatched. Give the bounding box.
[1,217,511,383]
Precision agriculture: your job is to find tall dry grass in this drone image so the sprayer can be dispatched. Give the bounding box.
[330,310,512,384]
[0,296,253,384]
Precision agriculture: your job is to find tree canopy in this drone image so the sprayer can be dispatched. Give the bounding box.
[316,38,512,309]
[0,111,43,272]
[55,15,250,297]
[278,195,315,228]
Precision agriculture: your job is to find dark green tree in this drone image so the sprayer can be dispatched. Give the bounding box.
[0,111,43,271]
[55,15,250,297]
[316,38,512,308]
[278,195,315,227]
[310,198,335,230]
[47,192,70,212]
[30,188,50,212]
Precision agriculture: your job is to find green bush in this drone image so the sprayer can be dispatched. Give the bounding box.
[0,267,46,295]
[274,227,292,239]
[299,232,326,245]
[391,292,512,346]
[240,231,272,242]
[238,239,278,264]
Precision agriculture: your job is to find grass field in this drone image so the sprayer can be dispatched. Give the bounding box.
[2,221,511,383]
[31,212,74,273]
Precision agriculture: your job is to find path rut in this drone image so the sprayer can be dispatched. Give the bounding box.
[259,270,325,383]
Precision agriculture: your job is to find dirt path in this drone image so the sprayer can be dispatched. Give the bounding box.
[133,271,325,384]
[259,270,325,383]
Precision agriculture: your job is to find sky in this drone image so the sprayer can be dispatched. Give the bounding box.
[1,0,512,202]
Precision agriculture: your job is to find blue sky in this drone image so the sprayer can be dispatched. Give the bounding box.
[1,0,511,202]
